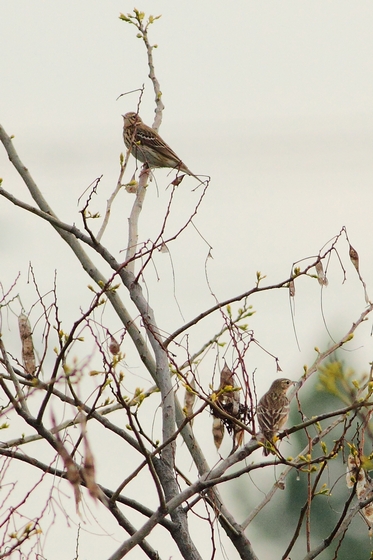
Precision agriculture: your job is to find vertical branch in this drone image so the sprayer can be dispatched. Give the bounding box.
[119,11,164,123]
[125,169,151,273]
[96,154,128,243]
[126,279,175,463]
[118,11,179,502]
[141,19,165,129]
[123,12,164,274]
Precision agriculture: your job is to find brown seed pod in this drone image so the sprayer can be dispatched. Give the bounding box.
[18,313,36,377]
[109,334,120,356]
[315,260,328,286]
[212,418,224,450]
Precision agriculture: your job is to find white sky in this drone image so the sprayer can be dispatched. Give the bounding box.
[1,2,373,559]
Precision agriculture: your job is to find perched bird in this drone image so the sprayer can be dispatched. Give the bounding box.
[122,112,199,180]
[257,378,293,456]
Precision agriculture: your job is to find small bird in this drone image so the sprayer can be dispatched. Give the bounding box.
[122,112,199,180]
[257,378,293,456]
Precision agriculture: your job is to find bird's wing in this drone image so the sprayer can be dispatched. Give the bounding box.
[257,396,289,434]
[136,125,182,163]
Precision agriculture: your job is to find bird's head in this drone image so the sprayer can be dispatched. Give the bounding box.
[122,112,142,127]
[269,378,294,394]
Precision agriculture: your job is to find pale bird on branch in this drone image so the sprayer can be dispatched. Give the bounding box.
[257,378,294,456]
[122,112,200,181]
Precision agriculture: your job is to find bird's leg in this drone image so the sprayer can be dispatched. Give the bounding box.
[139,163,150,177]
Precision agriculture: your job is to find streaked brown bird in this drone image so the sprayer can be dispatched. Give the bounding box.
[122,112,199,180]
[257,378,293,456]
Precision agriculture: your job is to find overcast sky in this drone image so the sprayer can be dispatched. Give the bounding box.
[1,2,373,558]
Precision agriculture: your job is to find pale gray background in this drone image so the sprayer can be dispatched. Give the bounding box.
[1,2,373,559]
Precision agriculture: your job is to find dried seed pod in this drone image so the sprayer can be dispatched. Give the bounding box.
[349,244,359,273]
[346,455,355,489]
[212,418,224,449]
[211,364,250,451]
[217,364,240,419]
[82,426,100,500]
[289,280,295,297]
[184,378,196,422]
[158,242,169,254]
[346,454,373,528]
[346,243,370,302]
[346,454,364,488]
[219,363,235,388]
[363,499,373,528]
[171,175,185,187]
[18,313,36,377]
[315,260,328,286]
[109,334,120,356]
